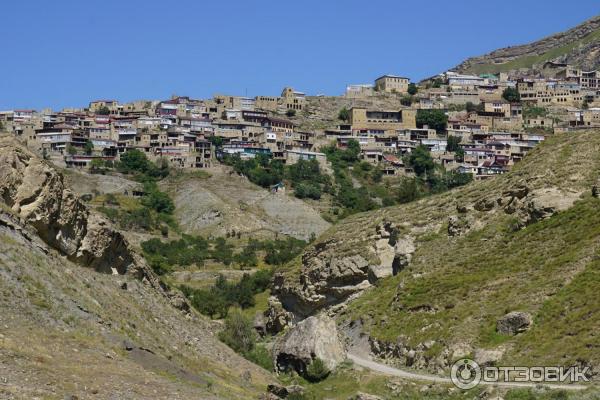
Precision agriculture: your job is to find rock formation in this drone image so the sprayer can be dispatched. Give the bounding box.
[272,315,346,375]
[0,136,187,310]
[273,221,415,317]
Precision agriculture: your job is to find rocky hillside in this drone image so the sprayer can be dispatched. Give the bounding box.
[0,135,274,398]
[273,130,600,378]
[453,15,600,74]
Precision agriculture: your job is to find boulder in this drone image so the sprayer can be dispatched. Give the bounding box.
[496,311,532,335]
[273,315,346,375]
[253,312,266,337]
[474,348,504,367]
[447,215,470,237]
[349,393,383,400]
[266,384,304,399]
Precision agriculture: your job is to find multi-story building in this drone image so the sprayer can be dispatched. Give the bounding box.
[374,75,409,93]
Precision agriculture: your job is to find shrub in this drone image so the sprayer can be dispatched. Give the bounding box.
[245,344,273,371]
[337,107,349,121]
[286,109,296,117]
[305,358,330,382]
[218,309,256,353]
[294,182,321,200]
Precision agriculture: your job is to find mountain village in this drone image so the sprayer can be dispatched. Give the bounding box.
[1,62,599,182]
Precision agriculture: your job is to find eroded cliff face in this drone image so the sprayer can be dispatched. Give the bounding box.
[0,136,186,310]
[272,221,416,318]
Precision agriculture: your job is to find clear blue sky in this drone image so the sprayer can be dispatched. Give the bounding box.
[1,0,597,110]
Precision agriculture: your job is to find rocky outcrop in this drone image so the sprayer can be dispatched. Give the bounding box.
[496,311,532,335]
[471,184,580,229]
[273,315,346,375]
[370,337,450,373]
[0,136,188,311]
[263,296,294,334]
[273,221,414,317]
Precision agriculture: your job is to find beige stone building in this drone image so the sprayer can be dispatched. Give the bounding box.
[374,75,410,93]
[281,87,305,111]
[348,107,416,135]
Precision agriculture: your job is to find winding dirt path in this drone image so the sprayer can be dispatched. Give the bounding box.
[347,353,588,391]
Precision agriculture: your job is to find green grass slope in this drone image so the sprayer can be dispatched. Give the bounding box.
[284,130,600,373]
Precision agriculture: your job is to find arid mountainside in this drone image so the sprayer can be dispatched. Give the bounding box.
[160,167,330,241]
[0,136,273,399]
[453,15,600,74]
[273,130,600,378]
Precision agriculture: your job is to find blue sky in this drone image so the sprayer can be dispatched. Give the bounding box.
[0,0,597,110]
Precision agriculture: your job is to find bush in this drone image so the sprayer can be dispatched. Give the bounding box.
[286,109,296,117]
[294,182,321,200]
[245,344,273,371]
[337,107,349,121]
[218,309,256,353]
[305,358,330,382]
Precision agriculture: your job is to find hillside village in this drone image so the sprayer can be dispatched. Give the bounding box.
[2,6,600,399]
[2,62,599,184]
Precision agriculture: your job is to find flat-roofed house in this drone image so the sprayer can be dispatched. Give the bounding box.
[374,75,409,93]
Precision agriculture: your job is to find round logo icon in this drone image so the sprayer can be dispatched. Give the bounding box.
[451,358,481,389]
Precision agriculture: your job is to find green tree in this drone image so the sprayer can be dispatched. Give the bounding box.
[344,139,361,162]
[466,102,477,112]
[338,107,350,121]
[407,145,435,176]
[455,147,465,162]
[141,182,175,214]
[502,87,520,103]
[407,83,418,95]
[397,177,420,204]
[96,105,111,115]
[416,109,448,134]
[286,109,296,117]
[84,140,94,155]
[66,144,77,155]
[446,135,462,152]
[89,158,104,171]
[118,149,149,173]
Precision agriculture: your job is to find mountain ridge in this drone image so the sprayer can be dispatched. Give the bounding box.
[453,15,600,74]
